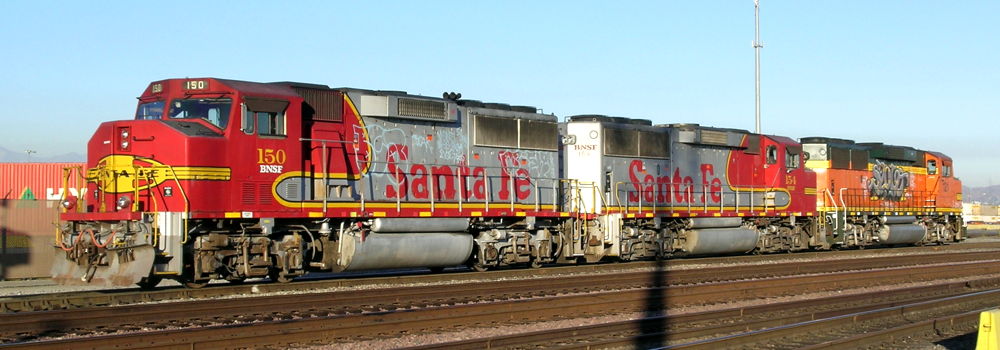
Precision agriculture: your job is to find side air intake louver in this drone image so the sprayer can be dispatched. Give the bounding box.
[398,98,447,120]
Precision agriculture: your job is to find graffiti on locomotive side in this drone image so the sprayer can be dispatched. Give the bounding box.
[867,160,910,201]
[384,144,533,201]
[627,160,723,204]
[497,151,531,200]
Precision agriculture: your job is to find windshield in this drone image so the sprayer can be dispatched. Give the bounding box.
[135,101,165,120]
[168,98,232,130]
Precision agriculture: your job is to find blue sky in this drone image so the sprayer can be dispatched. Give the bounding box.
[1,1,997,186]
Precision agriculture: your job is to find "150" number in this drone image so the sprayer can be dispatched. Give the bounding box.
[184,80,207,90]
[257,148,286,164]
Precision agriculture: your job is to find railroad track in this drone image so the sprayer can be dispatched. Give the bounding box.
[2,250,1000,349]
[4,242,999,313]
[2,250,998,339]
[404,279,998,349]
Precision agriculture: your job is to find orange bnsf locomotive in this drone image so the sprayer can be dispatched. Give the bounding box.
[53,78,964,288]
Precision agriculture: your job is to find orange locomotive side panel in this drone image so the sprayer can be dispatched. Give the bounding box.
[804,138,958,215]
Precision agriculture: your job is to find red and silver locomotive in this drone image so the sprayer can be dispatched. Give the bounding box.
[53,78,963,288]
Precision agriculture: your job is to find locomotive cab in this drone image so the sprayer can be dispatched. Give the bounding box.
[924,152,962,209]
[55,78,310,286]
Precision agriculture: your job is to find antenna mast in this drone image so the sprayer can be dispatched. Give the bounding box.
[753,0,763,134]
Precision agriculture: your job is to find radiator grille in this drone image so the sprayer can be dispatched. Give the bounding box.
[241,183,256,205]
[398,98,447,120]
[286,182,300,199]
[701,130,728,145]
[258,183,272,205]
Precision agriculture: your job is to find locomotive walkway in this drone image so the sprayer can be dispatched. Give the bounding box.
[1,244,999,349]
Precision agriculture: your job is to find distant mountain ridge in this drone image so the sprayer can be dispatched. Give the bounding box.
[0,146,84,163]
[963,185,1000,205]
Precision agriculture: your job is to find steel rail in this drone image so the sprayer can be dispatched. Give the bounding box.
[0,246,996,315]
[3,257,1000,348]
[403,278,1000,350]
[6,243,1000,314]
[3,248,998,317]
[668,289,1000,350]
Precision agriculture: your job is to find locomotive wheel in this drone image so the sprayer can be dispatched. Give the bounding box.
[183,280,208,289]
[530,259,542,269]
[471,262,489,272]
[268,270,294,283]
[136,275,163,289]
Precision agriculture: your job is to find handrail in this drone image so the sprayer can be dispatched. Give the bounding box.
[131,165,140,212]
[162,164,191,244]
[608,181,783,215]
[824,188,840,231]
[300,137,357,214]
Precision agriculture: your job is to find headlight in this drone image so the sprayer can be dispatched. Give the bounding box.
[119,127,131,150]
[116,196,132,210]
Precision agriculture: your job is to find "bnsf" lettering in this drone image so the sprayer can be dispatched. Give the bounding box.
[259,165,283,173]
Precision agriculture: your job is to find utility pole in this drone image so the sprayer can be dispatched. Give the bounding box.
[753,0,763,134]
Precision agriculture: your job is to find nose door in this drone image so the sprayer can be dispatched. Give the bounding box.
[240,98,292,211]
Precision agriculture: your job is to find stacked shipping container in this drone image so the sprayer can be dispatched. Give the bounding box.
[1,163,85,279]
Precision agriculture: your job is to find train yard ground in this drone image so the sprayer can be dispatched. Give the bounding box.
[1,238,999,349]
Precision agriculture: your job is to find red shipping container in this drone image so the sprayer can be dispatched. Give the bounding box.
[0,163,86,201]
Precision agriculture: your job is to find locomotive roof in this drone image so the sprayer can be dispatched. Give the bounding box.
[672,123,752,135]
[568,115,653,126]
[800,136,856,145]
[213,78,302,97]
[860,142,924,163]
[925,151,953,162]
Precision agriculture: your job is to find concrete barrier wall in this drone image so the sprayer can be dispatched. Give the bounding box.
[0,199,58,280]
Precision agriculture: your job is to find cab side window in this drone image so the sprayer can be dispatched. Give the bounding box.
[242,98,289,137]
[785,147,800,169]
[257,111,284,136]
[242,108,255,135]
[766,145,778,164]
[927,160,937,175]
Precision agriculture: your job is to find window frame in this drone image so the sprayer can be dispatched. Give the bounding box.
[135,100,165,120]
[785,146,801,169]
[166,98,232,130]
[765,145,778,165]
[241,98,288,138]
[256,111,286,137]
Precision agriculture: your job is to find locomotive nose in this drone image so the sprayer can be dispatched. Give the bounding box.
[92,120,155,156]
[84,119,179,213]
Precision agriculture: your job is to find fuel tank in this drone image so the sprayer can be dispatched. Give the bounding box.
[882,216,917,225]
[371,218,470,233]
[333,232,474,272]
[876,223,926,244]
[682,227,760,255]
